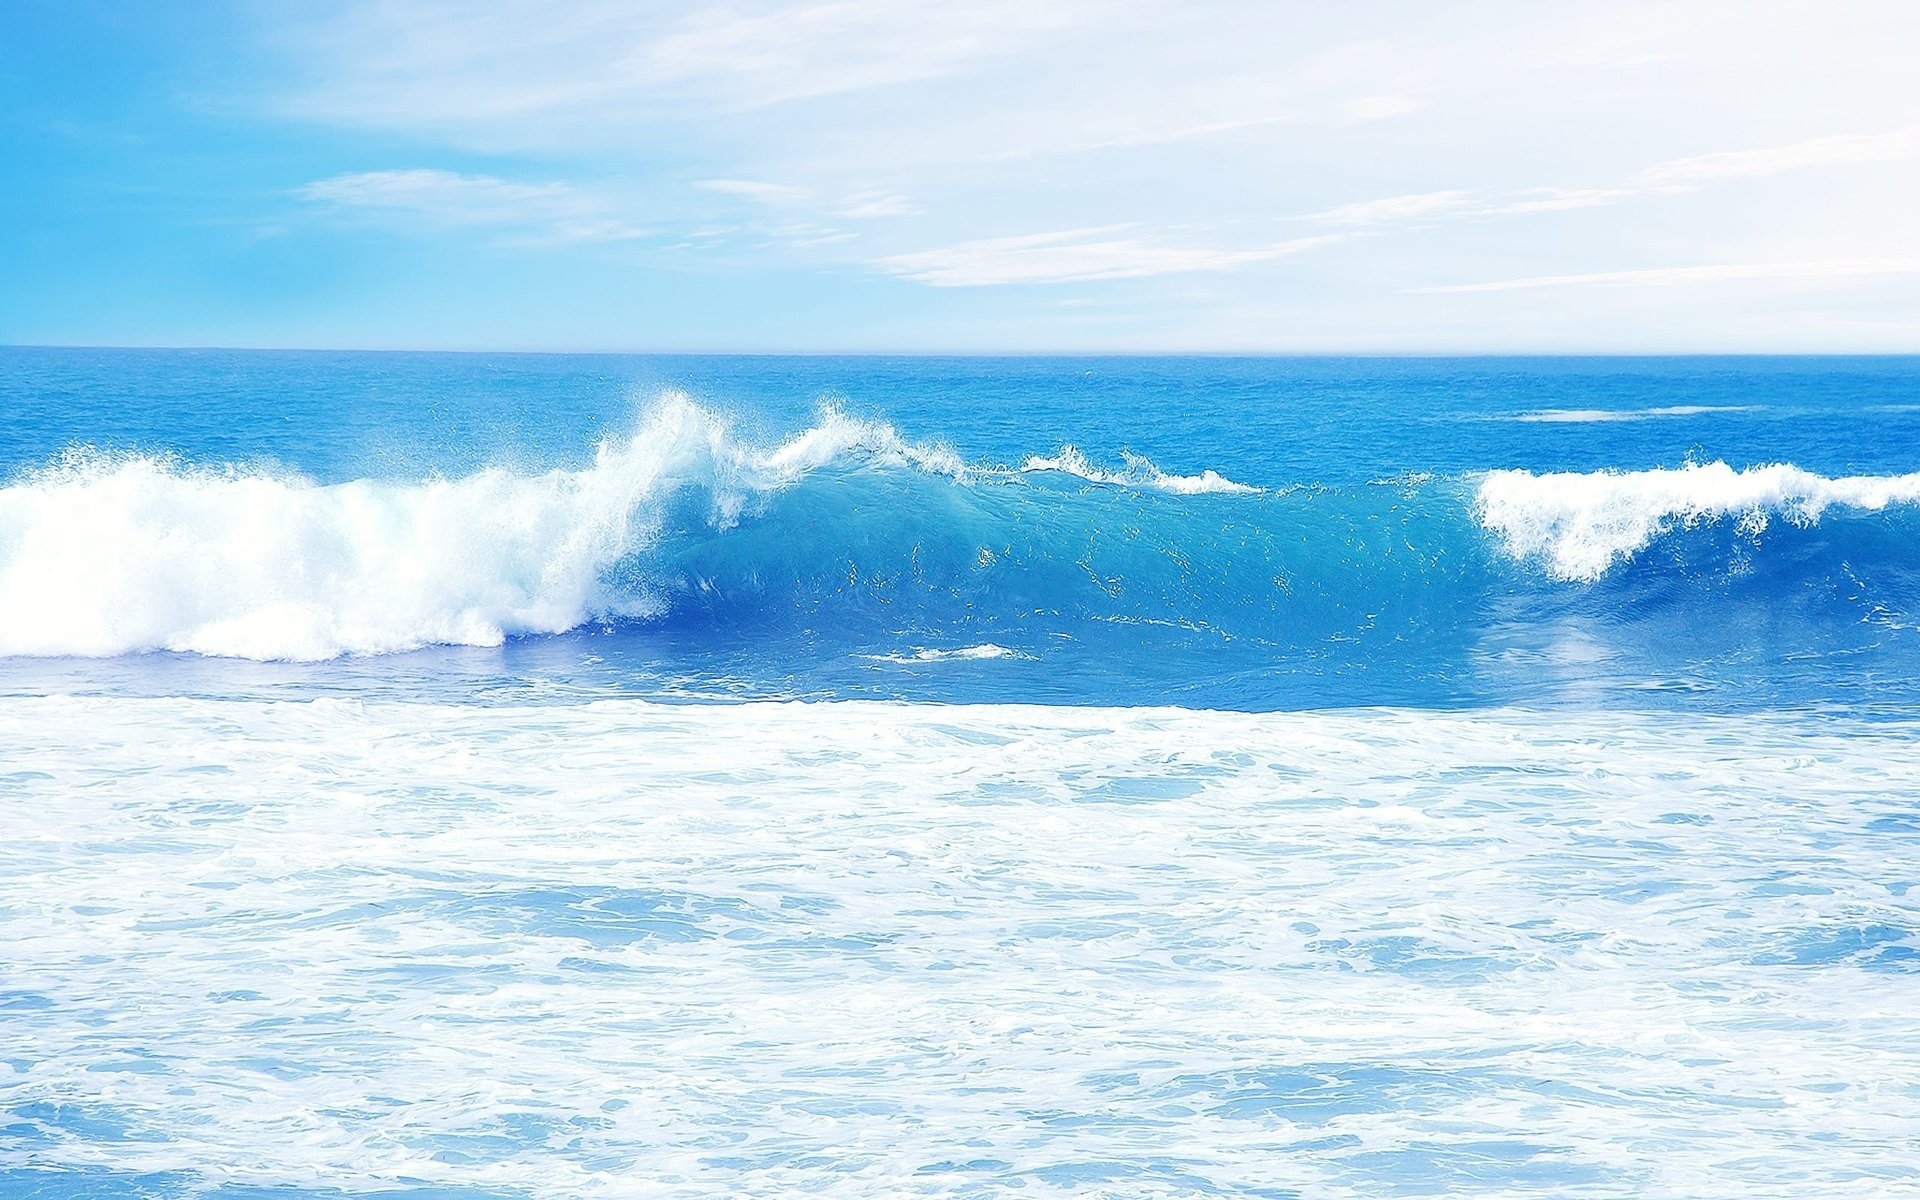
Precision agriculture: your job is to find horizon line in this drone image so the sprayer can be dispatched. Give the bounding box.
[6,342,1920,360]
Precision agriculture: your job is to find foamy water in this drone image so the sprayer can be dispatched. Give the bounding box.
[4,696,1917,1198]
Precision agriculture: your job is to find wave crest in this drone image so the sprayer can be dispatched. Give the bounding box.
[1476,462,1920,580]
[0,396,968,660]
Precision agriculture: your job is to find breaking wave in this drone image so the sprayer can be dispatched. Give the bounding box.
[2,395,1918,664]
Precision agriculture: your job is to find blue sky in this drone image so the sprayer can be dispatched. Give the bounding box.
[4,0,1919,352]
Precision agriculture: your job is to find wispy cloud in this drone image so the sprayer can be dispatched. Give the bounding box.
[834,191,920,219]
[1412,256,1920,294]
[694,178,809,203]
[1631,129,1920,187]
[1309,129,1920,229]
[245,3,1920,347]
[296,169,644,243]
[1308,190,1474,226]
[643,0,1097,108]
[279,0,1098,128]
[878,228,1346,286]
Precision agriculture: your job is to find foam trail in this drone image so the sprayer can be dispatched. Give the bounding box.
[1477,461,1920,580]
[862,643,1031,663]
[1022,446,1262,494]
[1508,405,1755,423]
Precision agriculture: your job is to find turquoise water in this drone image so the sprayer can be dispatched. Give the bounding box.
[3,350,1919,1197]
[4,349,1920,709]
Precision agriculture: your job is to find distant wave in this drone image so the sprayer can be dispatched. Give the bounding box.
[1501,405,1756,423]
[1477,462,1920,580]
[861,644,1031,664]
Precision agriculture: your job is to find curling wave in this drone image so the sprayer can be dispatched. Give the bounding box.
[0,398,969,659]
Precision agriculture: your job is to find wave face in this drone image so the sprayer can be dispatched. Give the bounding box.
[4,384,1920,708]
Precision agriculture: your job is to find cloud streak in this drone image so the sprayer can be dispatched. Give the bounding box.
[279,0,1098,128]
[694,179,809,203]
[1309,129,1920,229]
[877,229,1348,286]
[243,3,1920,346]
[297,169,645,244]
[1413,256,1920,294]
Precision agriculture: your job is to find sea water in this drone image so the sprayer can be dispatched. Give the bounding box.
[2,349,1918,1197]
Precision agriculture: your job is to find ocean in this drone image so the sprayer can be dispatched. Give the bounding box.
[3,348,1918,1197]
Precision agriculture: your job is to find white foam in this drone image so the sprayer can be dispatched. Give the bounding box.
[3,696,1917,1197]
[1021,445,1262,494]
[862,643,1031,663]
[0,396,960,660]
[1476,461,1920,580]
[1508,404,1755,423]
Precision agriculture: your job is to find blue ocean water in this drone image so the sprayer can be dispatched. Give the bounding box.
[5,349,1920,1199]
[3,347,1919,709]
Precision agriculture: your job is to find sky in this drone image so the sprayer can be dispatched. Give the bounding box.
[3,0,1919,353]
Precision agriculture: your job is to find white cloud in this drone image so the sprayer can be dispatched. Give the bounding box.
[296,169,644,243]
[1413,256,1920,294]
[1631,129,1920,187]
[251,1,1920,345]
[276,0,1098,128]
[1307,129,1920,229]
[640,0,1098,108]
[1308,190,1474,225]
[1337,93,1427,124]
[768,222,854,247]
[694,178,809,203]
[877,228,1346,286]
[835,191,921,219]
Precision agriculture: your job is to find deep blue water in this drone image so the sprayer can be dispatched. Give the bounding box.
[3,347,1919,710]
